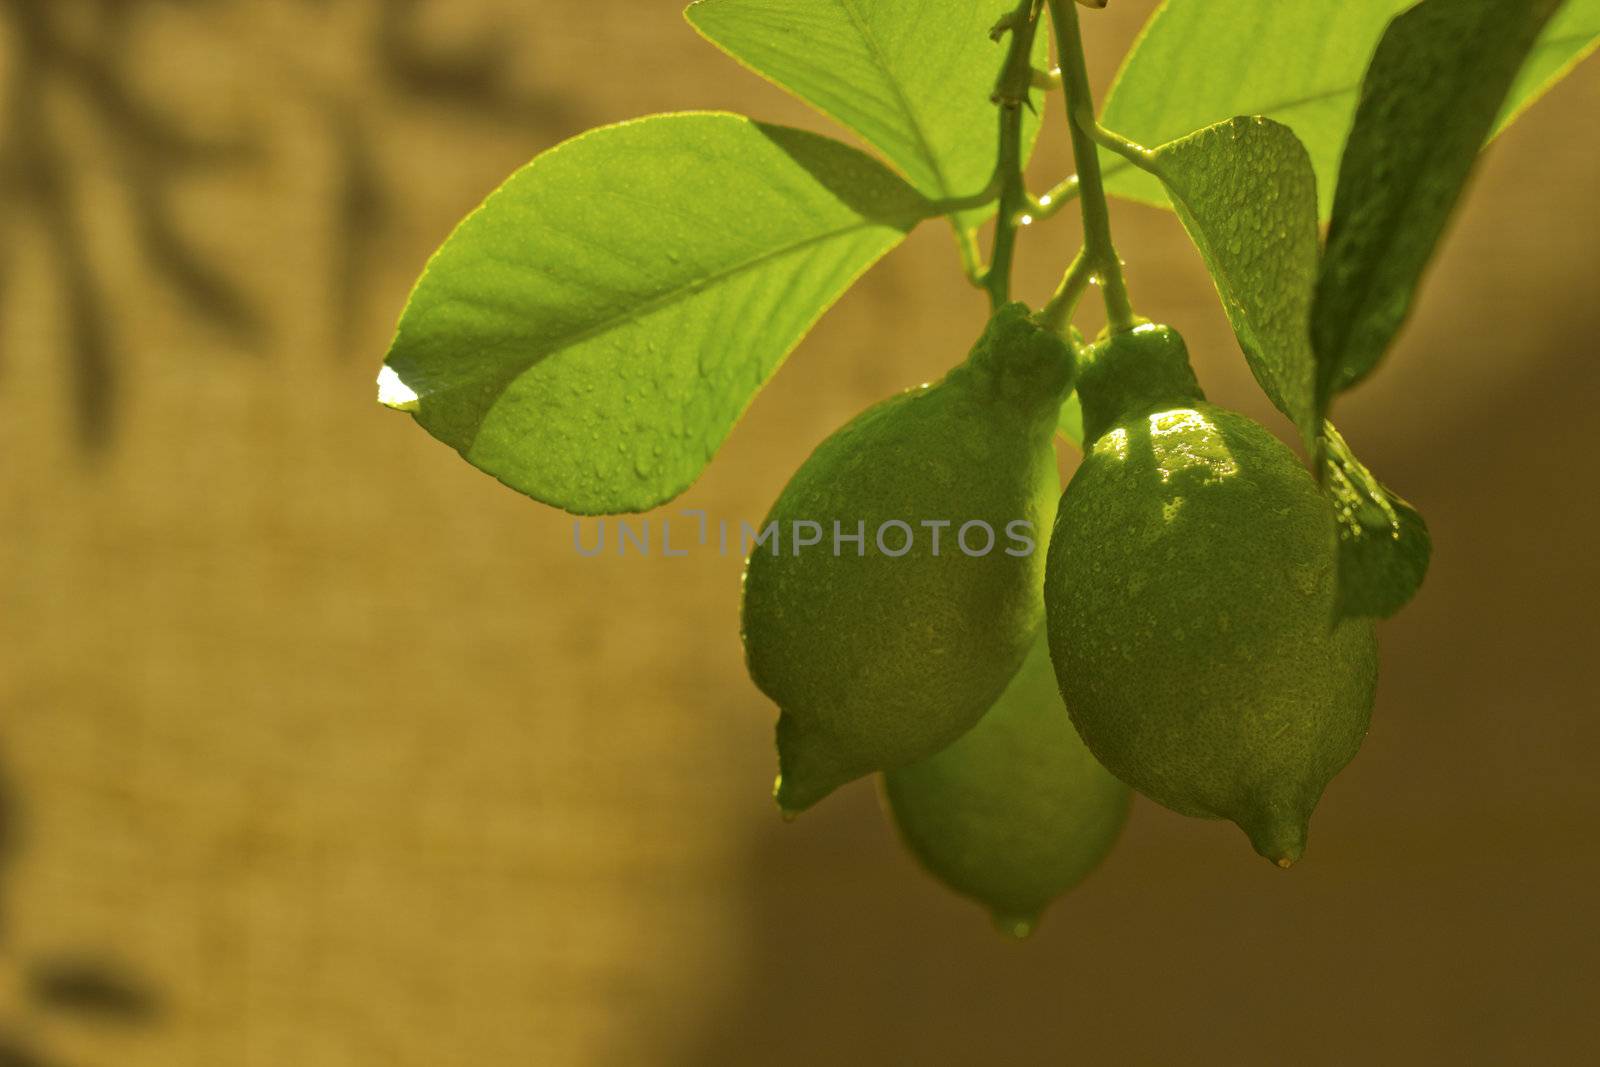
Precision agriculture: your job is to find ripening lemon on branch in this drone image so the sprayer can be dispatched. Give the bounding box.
[882,628,1130,937]
[742,304,1076,814]
[1044,324,1377,866]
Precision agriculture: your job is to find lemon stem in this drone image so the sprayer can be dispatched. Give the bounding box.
[1039,249,1092,335]
[1045,0,1135,334]
[981,0,1045,310]
[956,226,988,288]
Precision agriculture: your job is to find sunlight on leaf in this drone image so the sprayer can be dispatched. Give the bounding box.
[380,113,933,514]
[686,0,1049,232]
[1149,117,1320,448]
[1102,0,1598,219]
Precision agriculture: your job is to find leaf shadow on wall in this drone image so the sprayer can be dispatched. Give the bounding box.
[0,756,163,1067]
[0,0,577,450]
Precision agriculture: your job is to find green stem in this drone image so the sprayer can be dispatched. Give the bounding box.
[1040,249,1093,334]
[1031,66,1063,91]
[1027,174,1080,219]
[1045,0,1134,333]
[1080,111,1157,173]
[955,225,987,288]
[930,172,1003,216]
[983,101,1026,308]
[982,0,1043,310]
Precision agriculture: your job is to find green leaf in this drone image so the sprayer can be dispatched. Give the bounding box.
[1147,117,1321,447]
[1101,0,1599,219]
[1312,0,1564,412]
[379,113,931,514]
[1321,422,1430,619]
[1498,0,1600,131]
[1056,391,1084,449]
[685,0,1049,230]
[1102,0,1408,215]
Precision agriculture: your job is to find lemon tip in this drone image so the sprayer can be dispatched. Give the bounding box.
[991,912,1039,940]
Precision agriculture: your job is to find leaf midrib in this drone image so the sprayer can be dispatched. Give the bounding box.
[1317,4,1551,400]
[406,214,915,410]
[832,0,951,197]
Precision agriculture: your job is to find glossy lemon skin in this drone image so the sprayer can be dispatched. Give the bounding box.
[743,305,1075,814]
[1046,327,1376,865]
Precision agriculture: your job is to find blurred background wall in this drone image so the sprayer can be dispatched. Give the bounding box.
[0,2,1596,1064]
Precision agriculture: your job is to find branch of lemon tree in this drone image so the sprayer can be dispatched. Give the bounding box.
[1028,174,1080,220]
[1042,0,1134,335]
[968,0,1045,310]
[1040,248,1095,336]
[938,2,1042,300]
[954,169,1078,291]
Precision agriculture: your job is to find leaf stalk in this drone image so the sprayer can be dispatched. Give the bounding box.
[1044,0,1134,334]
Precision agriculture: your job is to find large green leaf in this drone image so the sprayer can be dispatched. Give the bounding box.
[1312,0,1564,410]
[1101,0,1599,218]
[1148,117,1321,447]
[378,113,932,514]
[1321,422,1431,619]
[685,0,1049,230]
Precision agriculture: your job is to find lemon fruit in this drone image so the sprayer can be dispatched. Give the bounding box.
[1044,324,1377,866]
[743,304,1075,814]
[882,629,1130,936]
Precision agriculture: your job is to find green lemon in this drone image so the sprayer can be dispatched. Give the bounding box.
[743,304,1075,814]
[882,629,1130,937]
[1044,324,1377,866]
